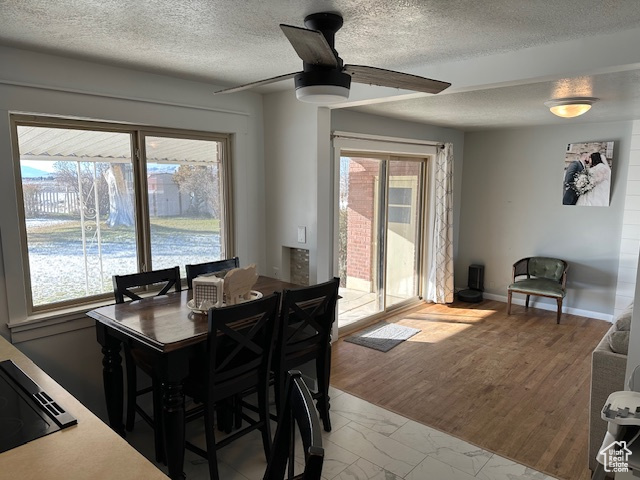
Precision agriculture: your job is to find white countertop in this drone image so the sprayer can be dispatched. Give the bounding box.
[0,335,168,480]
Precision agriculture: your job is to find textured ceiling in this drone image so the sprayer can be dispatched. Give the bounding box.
[350,69,640,131]
[2,0,640,129]
[3,0,640,86]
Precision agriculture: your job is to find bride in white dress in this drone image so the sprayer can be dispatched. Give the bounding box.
[577,152,611,206]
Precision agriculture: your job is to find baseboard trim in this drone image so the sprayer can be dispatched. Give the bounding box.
[481,292,614,323]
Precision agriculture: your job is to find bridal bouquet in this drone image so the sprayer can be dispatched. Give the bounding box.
[573,168,596,195]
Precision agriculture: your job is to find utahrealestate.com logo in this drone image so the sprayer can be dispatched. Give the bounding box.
[599,440,631,473]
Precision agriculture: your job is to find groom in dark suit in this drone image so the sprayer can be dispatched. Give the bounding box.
[563,152,589,205]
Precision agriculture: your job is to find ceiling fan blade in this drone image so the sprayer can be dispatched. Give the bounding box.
[280,24,338,68]
[213,72,301,94]
[344,65,451,94]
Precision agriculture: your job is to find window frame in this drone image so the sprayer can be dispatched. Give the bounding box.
[10,114,234,315]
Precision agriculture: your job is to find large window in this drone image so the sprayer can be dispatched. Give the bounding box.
[11,115,232,312]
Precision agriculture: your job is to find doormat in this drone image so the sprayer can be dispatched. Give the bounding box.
[344,321,420,352]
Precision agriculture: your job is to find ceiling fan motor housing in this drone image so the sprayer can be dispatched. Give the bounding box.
[304,12,343,49]
[294,70,351,91]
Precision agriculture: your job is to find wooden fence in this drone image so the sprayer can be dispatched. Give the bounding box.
[23,189,81,217]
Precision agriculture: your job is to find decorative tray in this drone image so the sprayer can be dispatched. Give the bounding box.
[187,290,263,314]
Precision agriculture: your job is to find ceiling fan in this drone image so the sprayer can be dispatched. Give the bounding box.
[214,12,451,104]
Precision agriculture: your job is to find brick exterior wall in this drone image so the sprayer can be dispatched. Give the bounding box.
[345,158,422,290]
[346,159,378,285]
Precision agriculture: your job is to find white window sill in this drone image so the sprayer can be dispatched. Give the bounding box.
[7,298,116,344]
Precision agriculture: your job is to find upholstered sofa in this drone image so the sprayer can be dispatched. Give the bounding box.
[588,304,632,472]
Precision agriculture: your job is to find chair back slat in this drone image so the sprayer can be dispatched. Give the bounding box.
[186,257,240,289]
[112,266,181,304]
[207,293,280,400]
[512,258,530,279]
[278,279,339,361]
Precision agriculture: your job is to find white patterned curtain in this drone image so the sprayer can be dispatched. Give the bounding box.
[425,143,454,303]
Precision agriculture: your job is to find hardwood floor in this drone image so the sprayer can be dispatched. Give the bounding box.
[331,299,611,480]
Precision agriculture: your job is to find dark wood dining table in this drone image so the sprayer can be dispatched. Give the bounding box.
[88,275,299,480]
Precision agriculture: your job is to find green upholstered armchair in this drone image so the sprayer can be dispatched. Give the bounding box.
[507,257,568,324]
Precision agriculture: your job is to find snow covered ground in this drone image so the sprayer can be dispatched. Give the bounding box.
[26,219,221,306]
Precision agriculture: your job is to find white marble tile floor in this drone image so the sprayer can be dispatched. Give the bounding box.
[125,386,558,480]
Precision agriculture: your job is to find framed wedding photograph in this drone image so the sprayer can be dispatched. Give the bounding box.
[562,141,614,206]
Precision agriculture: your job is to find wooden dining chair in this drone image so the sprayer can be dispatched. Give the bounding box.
[184,292,281,480]
[263,370,324,480]
[272,278,340,432]
[185,257,240,289]
[112,266,181,461]
[507,257,568,324]
[113,266,181,304]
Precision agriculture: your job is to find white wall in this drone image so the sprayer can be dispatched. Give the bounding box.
[459,121,634,319]
[263,90,324,283]
[613,120,640,319]
[624,120,640,382]
[0,46,266,415]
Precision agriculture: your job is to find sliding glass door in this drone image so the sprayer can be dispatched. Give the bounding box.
[338,154,426,329]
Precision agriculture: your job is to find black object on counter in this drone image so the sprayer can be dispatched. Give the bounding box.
[0,360,77,454]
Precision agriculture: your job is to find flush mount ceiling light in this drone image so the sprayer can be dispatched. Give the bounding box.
[296,84,350,104]
[544,97,598,118]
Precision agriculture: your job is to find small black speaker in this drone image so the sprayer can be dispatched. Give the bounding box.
[468,264,484,291]
[457,264,485,303]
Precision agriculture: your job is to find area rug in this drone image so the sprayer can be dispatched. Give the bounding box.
[344,321,420,352]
